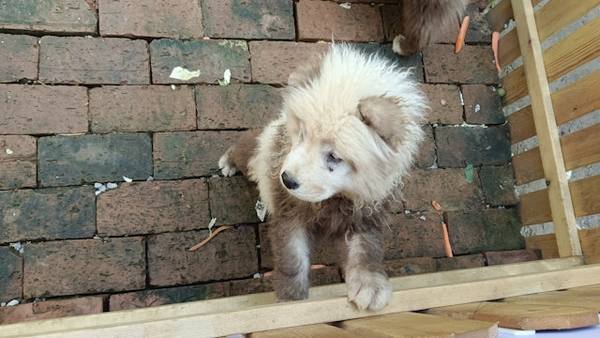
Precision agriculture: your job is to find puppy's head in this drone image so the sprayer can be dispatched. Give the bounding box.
[279,45,428,204]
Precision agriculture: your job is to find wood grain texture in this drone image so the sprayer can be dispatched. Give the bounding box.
[251,324,359,338]
[504,289,600,311]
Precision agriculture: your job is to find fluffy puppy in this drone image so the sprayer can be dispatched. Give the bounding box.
[219,44,427,311]
[393,0,468,55]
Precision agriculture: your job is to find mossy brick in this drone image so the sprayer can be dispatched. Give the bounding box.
[462,85,505,124]
[402,168,485,211]
[97,179,210,236]
[0,247,22,303]
[436,254,485,271]
[447,208,524,255]
[0,34,38,83]
[415,126,436,169]
[109,284,228,311]
[385,213,446,259]
[0,135,36,190]
[196,84,281,129]
[0,85,88,134]
[480,165,518,206]
[249,41,330,84]
[0,186,95,244]
[99,0,203,39]
[202,0,294,40]
[385,257,437,277]
[484,249,540,266]
[259,223,340,269]
[147,226,258,286]
[296,0,383,42]
[150,39,251,84]
[153,131,241,179]
[89,85,197,133]
[39,36,149,84]
[421,84,463,124]
[208,176,260,225]
[0,296,103,325]
[23,237,145,298]
[423,44,498,84]
[38,134,152,187]
[435,126,511,167]
[0,0,97,34]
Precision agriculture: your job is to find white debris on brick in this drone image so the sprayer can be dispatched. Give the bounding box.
[255,200,267,222]
[5,148,13,155]
[208,218,217,235]
[339,2,351,9]
[9,242,24,254]
[218,69,231,86]
[169,66,201,81]
[171,84,177,90]
[106,182,118,189]
[459,91,464,106]
[146,176,154,181]
[419,215,427,221]
[122,176,133,183]
[474,104,481,113]
[252,272,261,279]
[5,299,19,307]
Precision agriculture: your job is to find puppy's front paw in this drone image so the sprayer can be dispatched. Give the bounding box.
[218,151,237,177]
[392,34,408,56]
[346,270,392,311]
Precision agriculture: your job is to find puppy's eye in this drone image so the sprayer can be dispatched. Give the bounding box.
[326,152,343,172]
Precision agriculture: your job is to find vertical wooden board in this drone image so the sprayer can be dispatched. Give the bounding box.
[526,234,559,259]
[340,312,497,338]
[428,301,599,330]
[520,188,552,225]
[513,147,544,185]
[251,324,359,338]
[503,290,600,311]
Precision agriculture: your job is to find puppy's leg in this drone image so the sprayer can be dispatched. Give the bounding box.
[342,230,391,311]
[392,34,419,56]
[218,129,261,177]
[271,223,311,301]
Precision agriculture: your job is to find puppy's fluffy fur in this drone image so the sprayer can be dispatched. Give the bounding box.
[220,45,427,311]
[393,0,468,55]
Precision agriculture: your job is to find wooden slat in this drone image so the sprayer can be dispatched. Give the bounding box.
[511,0,582,256]
[509,70,600,144]
[486,0,543,32]
[521,175,600,225]
[513,123,600,184]
[2,262,598,338]
[525,228,600,262]
[498,0,600,68]
[503,16,600,105]
[504,290,600,311]
[340,312,497,338]
[251,324,359,338]
[428,302,599,330]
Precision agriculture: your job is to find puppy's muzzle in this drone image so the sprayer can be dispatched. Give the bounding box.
[281,171,300,190]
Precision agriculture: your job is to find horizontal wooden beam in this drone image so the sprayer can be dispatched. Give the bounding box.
[0,258,591,338]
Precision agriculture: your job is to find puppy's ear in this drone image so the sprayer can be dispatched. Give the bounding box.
[287,55,322,87]
[358,96,419,150]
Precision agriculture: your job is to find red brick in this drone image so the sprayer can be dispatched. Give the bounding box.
[208,176,260,225]
[0,0,97,34]
[415,126,436,169]
[0,296,103,325]
[423,44,497,84]
[259,223,339,269]
[99,0,203,39]
[447,209,523,255]
[0,187,95,244]
[484,250,540,266]
[196,85,281,129]
[296,0,383,42]
[0,85,87,134]
[153,131,241,179]
[0,34,38,82]
[435,126,511,167]
[249,41,330,84]
[385,213,446,259]
[23,238,145,298]
[90,86,197,133]
[462,85,505,124]
[202,0,294,40]
[436,254,485,271]
[402,168,484,211]
[421,84,463,124]
[109,284,228,311]
[0,247,22,303]
[39,36,149,84]
[0,135,36,189]
[385,257,437,277]
[97,180,210,237]
[148,226,258,286]
[150,39,251,84]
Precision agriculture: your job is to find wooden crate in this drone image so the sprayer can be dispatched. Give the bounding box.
[0,0,599,337]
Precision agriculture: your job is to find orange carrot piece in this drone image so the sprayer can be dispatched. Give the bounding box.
[455,16,470,54]
[492,31,502,73]
[189,225,233,251]
[432,200,443,212]
[441,222,454,257]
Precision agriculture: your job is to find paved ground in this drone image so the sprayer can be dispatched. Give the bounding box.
[0,0,535,324]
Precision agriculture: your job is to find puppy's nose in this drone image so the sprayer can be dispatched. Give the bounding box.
[281,171,300,190]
